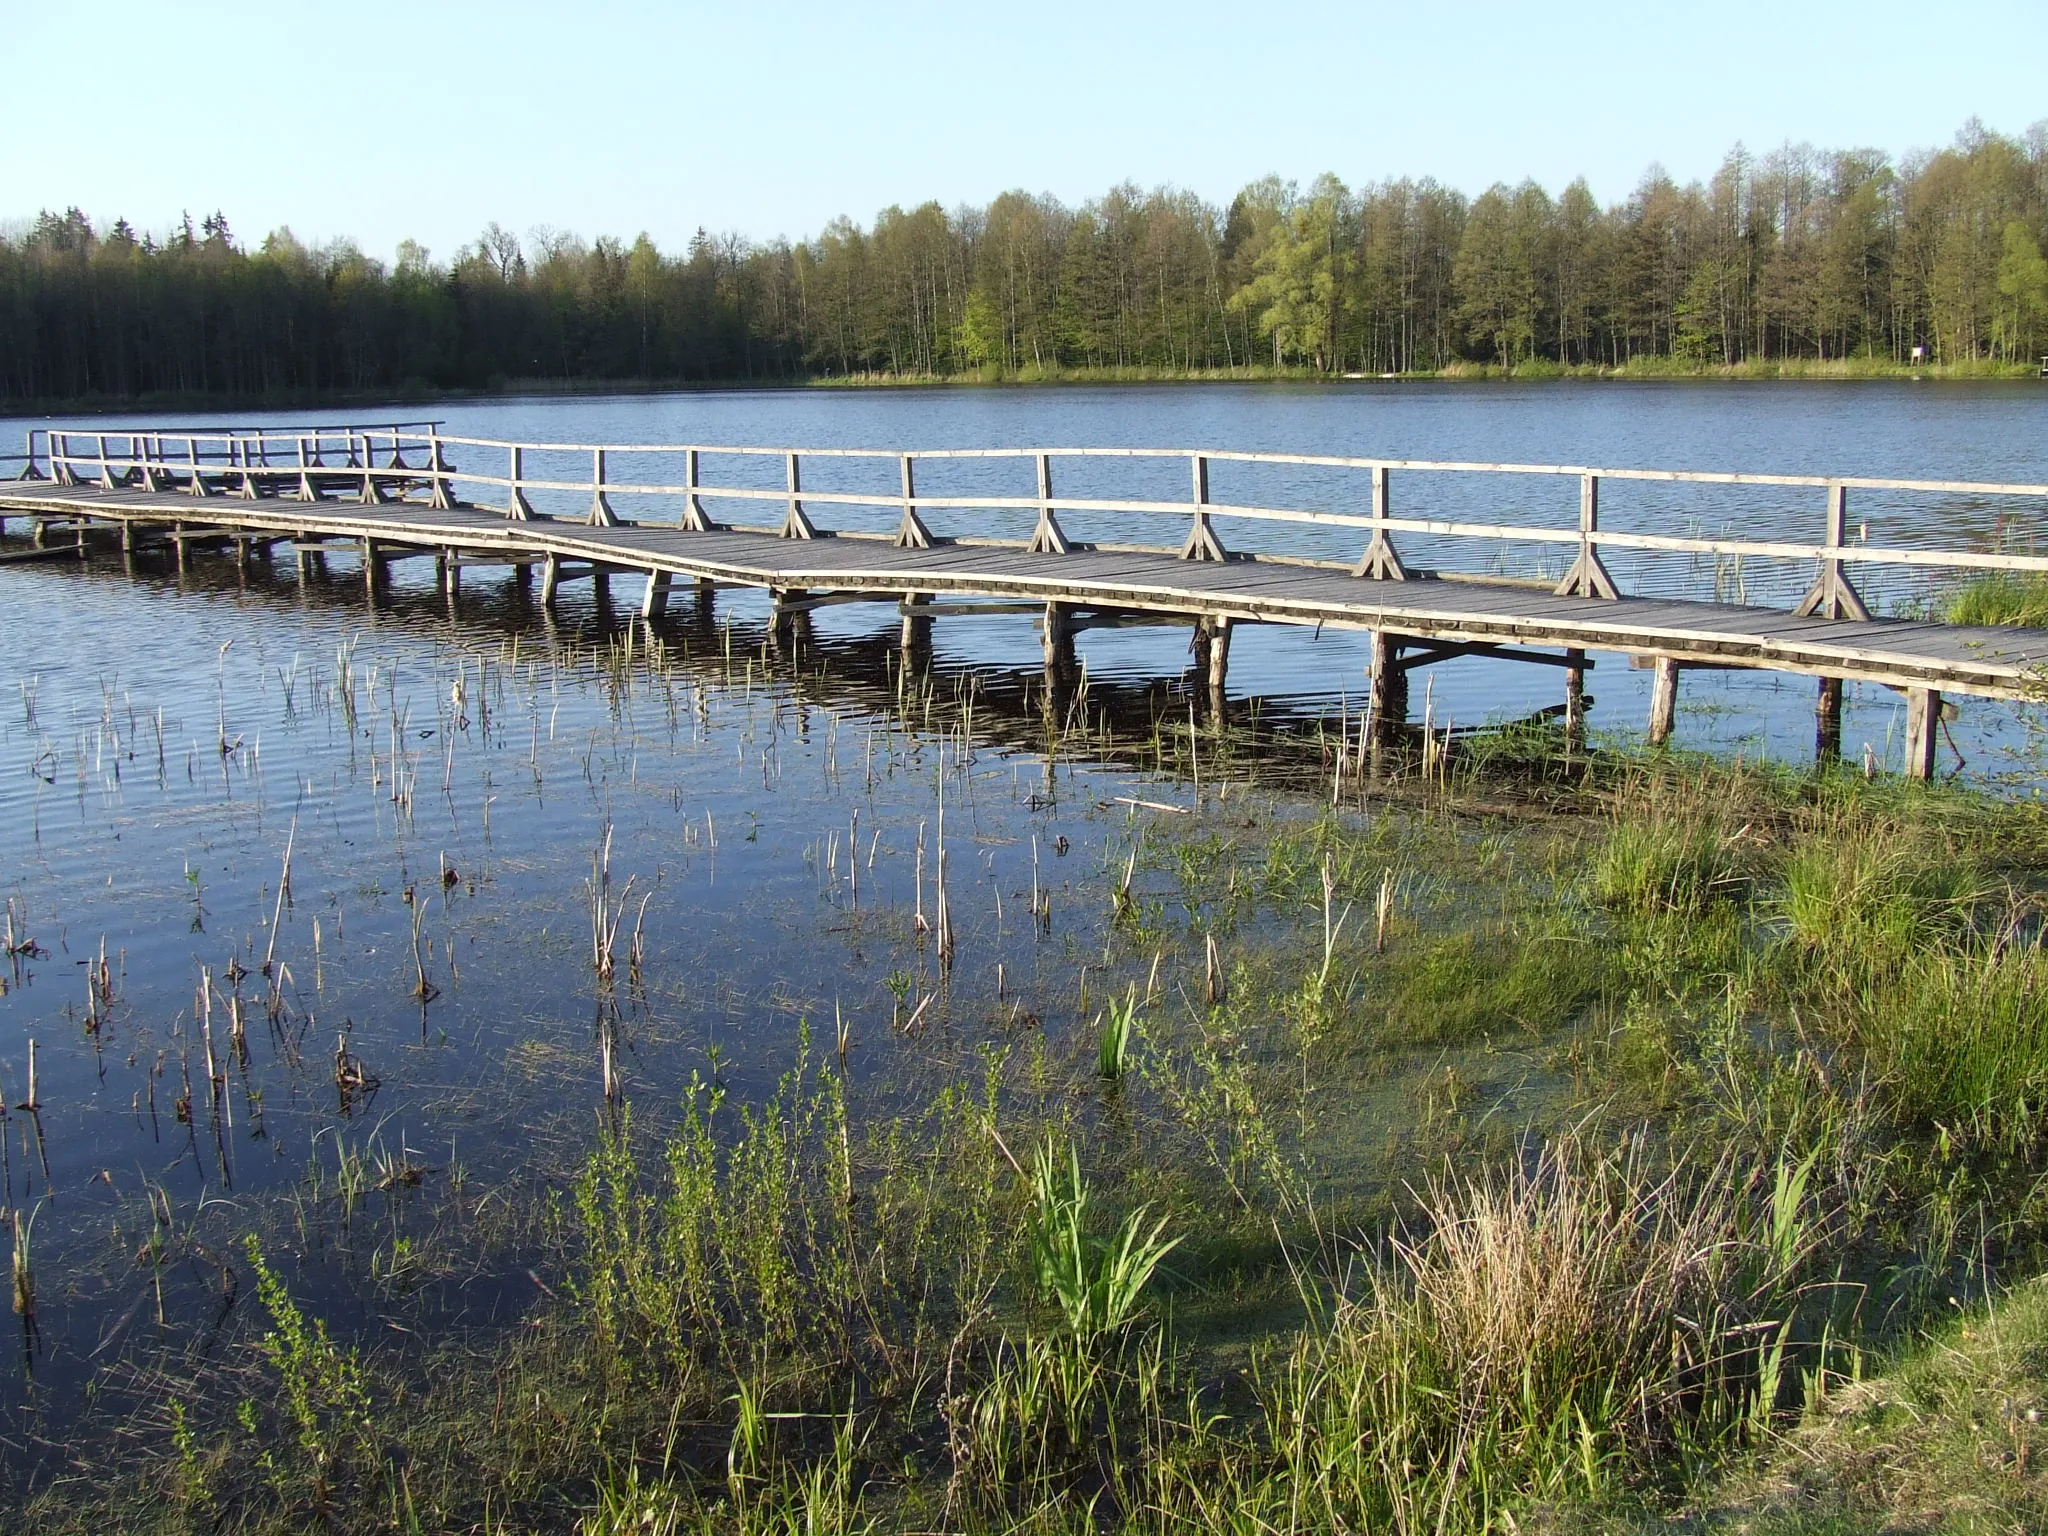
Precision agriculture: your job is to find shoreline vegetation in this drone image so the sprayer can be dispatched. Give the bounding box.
[19,706,2048,1534]
[2,356,2041,425]
[4,117,2046,412]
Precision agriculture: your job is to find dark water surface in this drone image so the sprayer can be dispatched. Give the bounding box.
[2,381,2046,1464]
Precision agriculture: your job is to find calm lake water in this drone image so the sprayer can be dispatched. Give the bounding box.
[2,380,2046,1462]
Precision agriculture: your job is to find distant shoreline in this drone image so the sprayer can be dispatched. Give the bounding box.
[1,360,2040,423]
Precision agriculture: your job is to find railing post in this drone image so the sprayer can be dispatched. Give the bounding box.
[355,433,385,505]
[589,447,620,526]
[293,436,320,502]
[1027,452,1069,554]
[427,429,457,510]
[1180,454,1227,561]
[681,448,713,531]
[18,430,46,481]
[185,436,211,497]
[506,445,535,519]
[137,434,167,492]
[232,435,263,500]
[1554,473,1619,598]
[779,451,817,538]
[894,453,933,548]
[53,432,77,487]
[1353,464,1408,579]
[1794,480,1871,621]
[96,433,119,490]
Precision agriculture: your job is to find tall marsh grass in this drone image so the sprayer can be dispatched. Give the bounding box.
[1945,572,2048,628]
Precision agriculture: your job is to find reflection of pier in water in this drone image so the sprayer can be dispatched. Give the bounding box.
[12,420,2048,778]
[26,539,1394,786]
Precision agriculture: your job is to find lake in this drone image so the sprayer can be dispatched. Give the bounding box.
[2,379,2046,1471]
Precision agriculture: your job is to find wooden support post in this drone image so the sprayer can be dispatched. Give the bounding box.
[1028,453,1070,554]
[1042,600,1076,677]
[1369,629,1408,754]
[173,522,188,574]
[1203,615,1233,717]
[900,592,931,653]
[540,553,560,607]
[1816,677,1844,764]
[1181,455,1227,561]
[295,542,312,582]
[1564,648,1589,748]
[1555,474,1619,599]
[441,554,461,600]
[1904,687,1939,780]
[780,452,817,539]
[1354,465,1408,579]
[1648,657,1679,747]
[362,537,384,602]
[1795,481,1872,621]
[894,454,933,548]
[592,569,613,609]
[769,587,809,652]
[589,448,619,526]
[642,569,672,620]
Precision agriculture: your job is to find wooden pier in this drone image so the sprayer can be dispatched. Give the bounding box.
[7,421,2048,778]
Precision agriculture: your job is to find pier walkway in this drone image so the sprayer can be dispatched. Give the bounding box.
[7,422,2048,777]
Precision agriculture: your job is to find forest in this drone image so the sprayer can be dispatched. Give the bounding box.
[2,119,2045,405]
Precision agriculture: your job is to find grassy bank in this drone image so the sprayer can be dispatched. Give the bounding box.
[3,356,2039,420]
[22,743,2048,1534]
[810,357,2045,387]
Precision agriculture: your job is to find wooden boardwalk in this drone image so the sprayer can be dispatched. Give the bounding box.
[8,422,2048,777]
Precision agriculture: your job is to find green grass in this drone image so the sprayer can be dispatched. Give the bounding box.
[1660,1275,2048,1535]
[1377,923,1613,1045]
[1946,571,2048,628]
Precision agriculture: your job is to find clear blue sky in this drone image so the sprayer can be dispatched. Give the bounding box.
[3,0,2041,263]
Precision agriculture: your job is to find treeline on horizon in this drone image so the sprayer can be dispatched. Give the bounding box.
[4,119,2047,405]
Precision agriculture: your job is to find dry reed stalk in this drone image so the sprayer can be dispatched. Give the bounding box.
[10,1208,30,1318]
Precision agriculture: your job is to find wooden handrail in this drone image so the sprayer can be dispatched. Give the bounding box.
[33,426,2048,604]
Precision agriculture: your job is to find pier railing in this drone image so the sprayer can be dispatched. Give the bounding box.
[22,424,2048,619]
